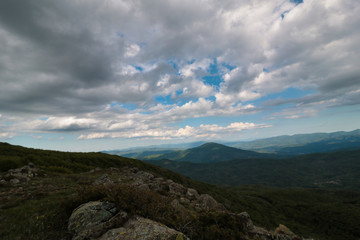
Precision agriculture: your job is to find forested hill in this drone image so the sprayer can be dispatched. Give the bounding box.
[141,142,278,163]
[147,148,360,190]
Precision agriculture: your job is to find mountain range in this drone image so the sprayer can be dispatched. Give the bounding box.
[229,129,360,154]
[105,129,360,160]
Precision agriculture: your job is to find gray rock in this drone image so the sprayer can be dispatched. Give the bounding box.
[3,163,39,184]
[238,212,254,231]
[9,178,20,185]
[169,182,187,196]
[134,183,149,191]
[274,224,301,240]
[98,216,189,240]
[186,188,198,200]
[0,179,7,185]
[93,174,114,186]
[197,194,225,211]
[68,201,127,240]
[179,197,190,205]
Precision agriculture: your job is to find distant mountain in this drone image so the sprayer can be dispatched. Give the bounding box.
[104,129,360,160]
[147,148,360,191]
[230,129,360,154]
[102,141,206,158]
[141,142,277,163]
[108,149,175,159]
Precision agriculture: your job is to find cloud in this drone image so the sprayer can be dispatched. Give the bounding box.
[36,117,98,131]
[78,121,270,140]
[124,44,141,58]
[0,130,15,140]
[268,107,318,120]
[0,0,359,142]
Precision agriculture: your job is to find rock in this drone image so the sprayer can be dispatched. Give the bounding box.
[186,188,198,200]
[2,163,40,184]
[197,194,226,211]
[137,183,150,191]
[28,162,35,168]
[9,178,20,185]
[179,197,190,205]
[274,224,301,240]
[68,201,127,240]
[0,179,6,186]
[238,212,254,231]
[93,174,114,186]
[169,182,187,196]
[137,171,154,180]
[171,199,181,209]
[128,167,139,173]
[65,169,307,240]
[98,216,189,240]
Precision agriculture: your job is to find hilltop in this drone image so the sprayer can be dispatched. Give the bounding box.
[140,142,277,163]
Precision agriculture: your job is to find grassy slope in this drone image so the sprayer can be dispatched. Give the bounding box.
[1,142,360,239]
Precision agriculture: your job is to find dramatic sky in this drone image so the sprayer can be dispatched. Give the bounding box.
[1,0,360,151]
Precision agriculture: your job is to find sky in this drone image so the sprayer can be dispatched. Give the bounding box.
[0,0,360,152]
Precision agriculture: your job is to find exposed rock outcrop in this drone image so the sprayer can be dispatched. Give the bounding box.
[68,201,128,240]
[0,163,40,186]
[98,216,189,240]
[92,174,114,186]
[67,167,309,240]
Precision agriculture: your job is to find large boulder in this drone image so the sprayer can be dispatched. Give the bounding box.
[98,216,189,240]
[68,201,127,240]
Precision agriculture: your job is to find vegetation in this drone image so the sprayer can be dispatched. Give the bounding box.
[1,142,360,239]
[147,148,360,191]
[0,142,188,180]
[225,186,360,240]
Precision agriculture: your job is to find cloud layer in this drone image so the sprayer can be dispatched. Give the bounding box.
[0,0,359,142]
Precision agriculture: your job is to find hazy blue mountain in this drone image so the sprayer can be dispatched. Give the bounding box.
[102,141,206,157]
[104,129,360,160]
[147,148,360,191]
[229,129,360,154]
[141,142,278,163]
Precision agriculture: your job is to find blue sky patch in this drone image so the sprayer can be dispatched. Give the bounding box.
[134,65,143,72]
[290,0,304,5]
[248,87,315,106]
[202,75,222,87]
[111,102,137,110]
[155,94,173,105]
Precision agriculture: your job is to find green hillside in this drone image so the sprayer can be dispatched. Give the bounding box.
[142,142,277,163]
[147,149,360,190]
